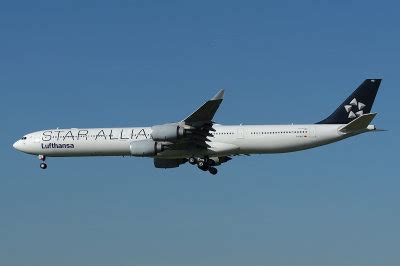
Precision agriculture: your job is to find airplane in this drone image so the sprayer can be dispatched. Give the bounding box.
[13,79,382,175]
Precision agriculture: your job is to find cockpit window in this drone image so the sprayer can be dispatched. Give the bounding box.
[21,136,27,140]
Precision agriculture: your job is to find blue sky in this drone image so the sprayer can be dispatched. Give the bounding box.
[0,1,399,265]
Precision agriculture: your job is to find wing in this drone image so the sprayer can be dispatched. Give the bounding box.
[150,90,224,150]
[183,89,224,125]
[180,89,224,148]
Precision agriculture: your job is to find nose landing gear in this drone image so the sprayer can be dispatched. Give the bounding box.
[38,155,47,169]
[40,162,47,169]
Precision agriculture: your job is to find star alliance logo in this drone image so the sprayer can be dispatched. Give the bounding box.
[344,98,366,119]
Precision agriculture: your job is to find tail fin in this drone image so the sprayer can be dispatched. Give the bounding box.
[317,79,382,124]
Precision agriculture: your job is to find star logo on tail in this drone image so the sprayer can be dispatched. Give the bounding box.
[344,98,366,119]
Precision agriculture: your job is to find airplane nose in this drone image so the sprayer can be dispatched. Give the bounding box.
[13,140,21,151]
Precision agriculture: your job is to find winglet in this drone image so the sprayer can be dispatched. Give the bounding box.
[211,89,224,101]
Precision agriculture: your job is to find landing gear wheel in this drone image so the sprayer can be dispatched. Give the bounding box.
[209,167,218,175]
[197,160,209,171]
[189,157,196,165]
[198,166,208,171]
[40,163,47,170]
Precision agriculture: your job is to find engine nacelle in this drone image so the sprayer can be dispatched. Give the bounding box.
[151,124,186,141]
[130,139,165,157]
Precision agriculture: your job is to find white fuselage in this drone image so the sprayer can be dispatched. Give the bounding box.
[13,124,372,158]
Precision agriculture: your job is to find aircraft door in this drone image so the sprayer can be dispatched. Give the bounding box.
[308,127,317,138]
[237,125,245,139]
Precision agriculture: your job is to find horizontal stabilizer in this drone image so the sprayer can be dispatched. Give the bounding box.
[339,113,377,133]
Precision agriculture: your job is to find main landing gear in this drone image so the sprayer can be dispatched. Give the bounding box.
[189,157,218,175]
[38,155,47,169]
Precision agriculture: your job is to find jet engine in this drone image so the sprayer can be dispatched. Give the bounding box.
[151,124,187,141]
[130,139,165,157]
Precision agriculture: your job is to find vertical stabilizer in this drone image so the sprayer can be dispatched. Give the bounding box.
[317,79,381,124]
